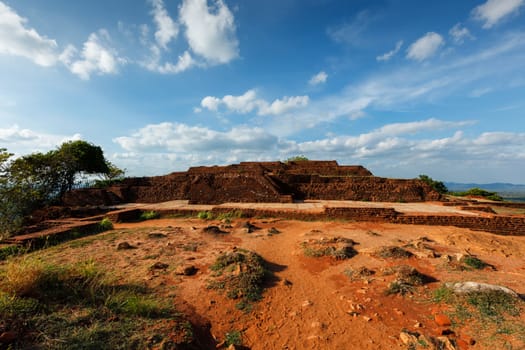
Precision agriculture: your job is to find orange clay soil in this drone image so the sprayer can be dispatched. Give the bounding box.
[32,217,525,350]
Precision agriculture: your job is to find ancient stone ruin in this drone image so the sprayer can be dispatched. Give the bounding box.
[63,160,441,206]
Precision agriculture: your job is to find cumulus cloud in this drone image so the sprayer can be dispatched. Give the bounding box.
[63,30,125,80]
[309,71,328,85]
[111,118,525,182]
[0,125,81,155]
[449,24,474,45]
[113,122,278,153]
[376,40,403,62]
[0,1,58,66]
[149,0,178,49]
[472,0,524,29]
[406,32,445,61]
[153,50,196,74]
[179,0,239,64]
[199,89,309,116]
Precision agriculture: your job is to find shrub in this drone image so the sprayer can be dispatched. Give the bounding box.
[301,237,358,260]
[451,188,503,201]
[140,211,160,221]
[462,256,488,270]
[418,174,448,194]
[225,330,243,346]
[197,211,214,220]
[286,155,309,162]
[99,217,114,231]
[208,250,269,307]
[376,246,413,259]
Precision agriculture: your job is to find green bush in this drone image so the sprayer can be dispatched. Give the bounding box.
[99,218,114,231]
[139,211,160,221]
[418,174,448,194]
[451,188,503,201]
[225,330,243,346]
[197,211,214,220]
[286,155,309,162]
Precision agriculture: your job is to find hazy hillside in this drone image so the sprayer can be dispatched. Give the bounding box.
[445,182,525,202]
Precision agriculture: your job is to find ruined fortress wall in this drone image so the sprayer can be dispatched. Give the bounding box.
[61,161,440,206]
[187,173,284,204]
[276,176,440,202]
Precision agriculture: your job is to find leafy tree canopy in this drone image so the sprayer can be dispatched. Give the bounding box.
[418,174,448,194]
[0,141,120,238]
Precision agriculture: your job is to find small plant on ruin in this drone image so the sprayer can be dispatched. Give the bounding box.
[139,211,160,221]
[285,155,309,162]
[98,217,114,231]
[197,211,214,220]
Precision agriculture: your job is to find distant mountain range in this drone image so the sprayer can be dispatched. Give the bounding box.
[445,182,525,202]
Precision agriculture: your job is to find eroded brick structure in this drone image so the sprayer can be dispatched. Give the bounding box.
[62,160,440,206]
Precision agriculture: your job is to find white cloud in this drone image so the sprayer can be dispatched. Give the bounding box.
[376,40,403,62]
[111,119,525,182]
[472,0,525,29]
[259,32,525,138]
[113,122,278,154]
[0,1,58,66]
[155,50,196,74]
[200,89,309,116]
[309,71,328,85]
[0,125,81,155]
[64,30,125,80]
[149,0,178,49]
[179,0,239,64]
[327,10,375,46]
[449,24,474,45]
[469,87,492,97]
[259,96,310,116]
[406,32,445,61]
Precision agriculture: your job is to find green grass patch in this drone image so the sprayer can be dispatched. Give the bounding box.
[197,211,214,220]
[224,330,243,346]
[462,256,488,270]
[432,284,524,348]
[0,257,194,348]
[216,210,246,221]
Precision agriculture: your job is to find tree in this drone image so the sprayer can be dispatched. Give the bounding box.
[103,160,125,181]
[418,174,448,194]
[0,149,36,238]
[55,140,110,194]
[0,141,113,238]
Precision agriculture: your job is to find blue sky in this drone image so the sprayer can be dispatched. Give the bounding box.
[1,0,524,183]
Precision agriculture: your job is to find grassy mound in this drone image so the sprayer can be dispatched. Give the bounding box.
[301,237,358,260]
[207,249,270,311]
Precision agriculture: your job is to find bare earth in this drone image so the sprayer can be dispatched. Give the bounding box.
[23,200,525,349]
